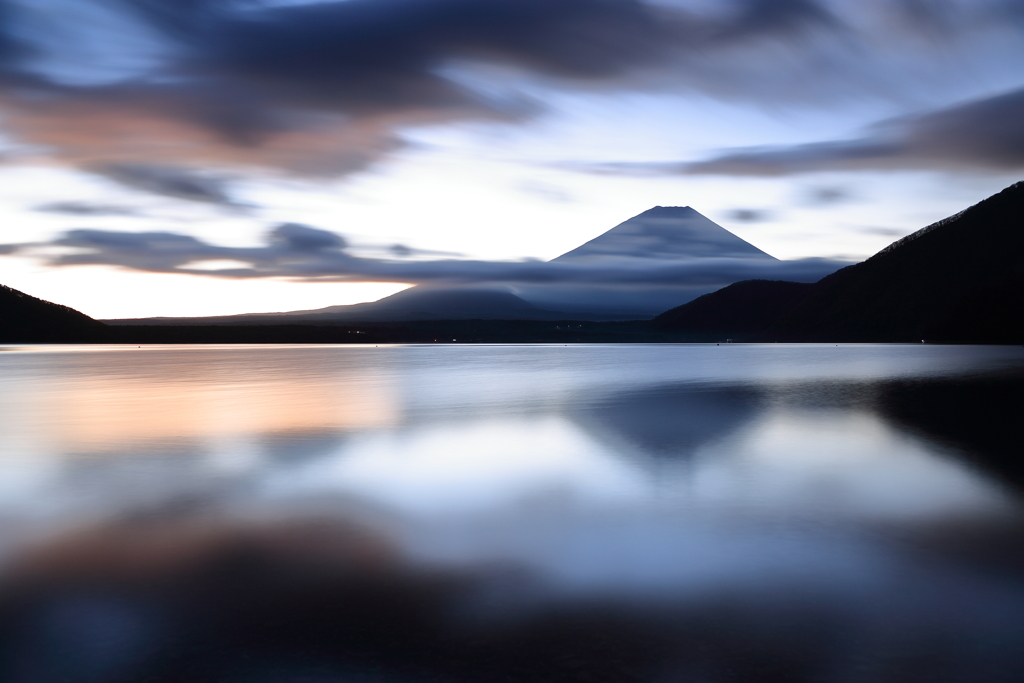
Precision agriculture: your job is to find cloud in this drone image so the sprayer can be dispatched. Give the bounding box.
[582,87,1024,176]
[710,0,842,42]
[271,222,347,251]
[0,223,847,288]
[91,164,247,205]
[518,180,573,203]
[34,201,142,216]
[683,139,905,176]
[726,208,772,222]
[856,226,908,238]
[0,0,685,177]
[0,0,1020,183]
[386,243,463,258]
[801,186,851,206]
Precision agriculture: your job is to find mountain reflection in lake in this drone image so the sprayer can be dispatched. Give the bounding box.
[1,344,1024,683]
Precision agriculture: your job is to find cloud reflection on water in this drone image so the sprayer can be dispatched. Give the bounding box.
[1,344,1024,682]
[1,344,1020,523]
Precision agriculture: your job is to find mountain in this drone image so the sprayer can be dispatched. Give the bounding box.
[106,286,602,325]
[111,207,782,326]
[513,206,783,318]
[0,284,106,342]
[552,206,776,263]
[772,180,1024,342]
[653,280,813,339]
[287,286,559,321]
[655,181,1024,343]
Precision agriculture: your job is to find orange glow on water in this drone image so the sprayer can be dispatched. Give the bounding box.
[5,346,399,456]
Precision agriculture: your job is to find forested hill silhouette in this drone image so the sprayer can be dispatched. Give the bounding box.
[653,280,813,339]
[656,181,1024,343]
[0,284,106,342]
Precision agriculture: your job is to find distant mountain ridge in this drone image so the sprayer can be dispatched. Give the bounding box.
[110,206,776,325]
[107,287,616,326]
[657,181,1024,343]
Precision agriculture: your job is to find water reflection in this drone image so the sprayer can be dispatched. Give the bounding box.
[1,344,1024,682]
[0,345,397,459]
[577,383,764,458]
[877,371,1024,487]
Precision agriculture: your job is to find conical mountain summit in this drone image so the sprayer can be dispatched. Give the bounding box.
[554,206,776,263]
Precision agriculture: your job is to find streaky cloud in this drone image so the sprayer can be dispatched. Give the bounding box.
[34,201,143,216]
[91,164,248,206]
[0,223,847,288]
[0,0,1019,182]
[574,87,1024,176]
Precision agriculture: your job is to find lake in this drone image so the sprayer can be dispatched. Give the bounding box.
[2,343,1023,682]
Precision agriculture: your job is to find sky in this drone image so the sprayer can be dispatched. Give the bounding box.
[0,0,1022,319]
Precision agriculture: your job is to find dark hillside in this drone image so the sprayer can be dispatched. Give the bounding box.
[0,284,106,342]
[653,280,813,339]
[766,181,1024,342]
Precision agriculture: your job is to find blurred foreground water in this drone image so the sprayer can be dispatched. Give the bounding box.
[1,343,1024,683]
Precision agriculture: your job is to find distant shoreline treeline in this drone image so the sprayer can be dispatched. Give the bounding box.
[2,318,1020,345]
[1,319,674,345]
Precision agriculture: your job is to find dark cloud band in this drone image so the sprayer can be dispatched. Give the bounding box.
[0,223,847,287]
[576,87,1024,176]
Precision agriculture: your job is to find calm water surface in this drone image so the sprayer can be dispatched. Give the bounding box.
[1,343,1023,682]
